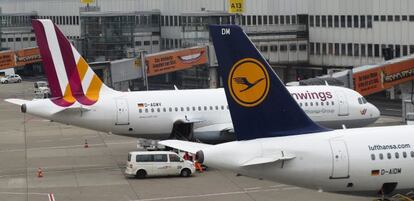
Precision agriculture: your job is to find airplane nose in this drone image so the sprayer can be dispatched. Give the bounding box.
[370,104,381,119]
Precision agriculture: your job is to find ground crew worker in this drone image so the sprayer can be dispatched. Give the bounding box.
[183,152,190,160]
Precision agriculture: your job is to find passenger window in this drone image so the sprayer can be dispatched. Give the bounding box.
[153,154,168,162]
[395,152,399,159]
[192,106,196,111]
[321,102,324,106]
[315,102,318,106]
[379,153,384,160]
[326,102,330,106]
[210,106,213,110]
[169,107,172,112]
[186,107,190,111]
[157,108,160,112]
[299,103,303,107]
[181,107,184,111]
[403,151,407,158]
[310,102,313,106]
[136,155,153,162]
[139,109,142,113]
[163,108,166,112]
[358,98,362,104]
[387,153,391,159]
[221,106,224,110]
[145,109,148,113]
[331,101,334,105]
[305,102,308,107]
[151,108,154,113]
[411,151,414,158]
[204,106,208,111]
[215,106,219,110]
[198,106,202,111]
[370,154,375,160]
[175,107,178,112]
[169,154,181,162]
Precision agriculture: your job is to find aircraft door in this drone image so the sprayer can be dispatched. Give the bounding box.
[329,140,350,179]
[336,91,349,116]
[115,99,129,125]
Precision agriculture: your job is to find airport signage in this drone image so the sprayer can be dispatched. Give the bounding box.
[0,51,16,70]
[80,0,95,4]
[15,48,42,66]
[146,46,208,77]
[0,47,42,70]
[228,0,245,14]
[353,58,414,96]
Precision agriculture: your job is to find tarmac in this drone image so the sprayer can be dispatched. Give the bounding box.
[0,81,403,201]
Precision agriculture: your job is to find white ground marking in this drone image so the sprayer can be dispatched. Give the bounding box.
[131,186,301,201]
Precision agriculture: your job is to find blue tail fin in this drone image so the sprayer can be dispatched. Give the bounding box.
[210,25,329,140]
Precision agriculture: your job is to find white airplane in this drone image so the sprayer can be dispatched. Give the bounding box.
[5,20,379,143]
[160,25,414,198]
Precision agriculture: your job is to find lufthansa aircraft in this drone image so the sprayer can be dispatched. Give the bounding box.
[160,25,414,197]
[5,20,379,143]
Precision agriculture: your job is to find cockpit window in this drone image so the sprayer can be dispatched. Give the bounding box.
[358,97,368,104]
[361,97,368,104]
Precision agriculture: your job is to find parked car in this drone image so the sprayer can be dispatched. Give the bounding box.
[125,151,195,178]
[1,74,22,84]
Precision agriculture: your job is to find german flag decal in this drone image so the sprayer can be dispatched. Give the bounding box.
[371,170,380,176]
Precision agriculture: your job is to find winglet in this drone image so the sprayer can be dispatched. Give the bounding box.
[209,25,330,140]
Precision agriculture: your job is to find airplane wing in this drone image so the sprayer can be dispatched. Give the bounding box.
[4,98,29,106]
[175,117,204,124]
[241,151,295,167]
[159,140,212,154]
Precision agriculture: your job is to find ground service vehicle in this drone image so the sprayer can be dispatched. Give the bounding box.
[125,151,195,178]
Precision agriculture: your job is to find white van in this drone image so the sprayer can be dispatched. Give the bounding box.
[125,151,195,178]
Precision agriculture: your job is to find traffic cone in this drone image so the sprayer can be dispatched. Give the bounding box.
[84,139,89,148]
[37,168,43,178]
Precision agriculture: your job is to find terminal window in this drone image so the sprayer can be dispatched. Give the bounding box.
[280,15,285,24]
[309,15,314,27]
[315,15,320,27]
[334,15,339,27]
[274,16,279,24]
[340,15,346,28]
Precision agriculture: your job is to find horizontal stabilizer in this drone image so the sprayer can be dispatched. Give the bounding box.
[241,151,295,167]
[4,98,29,106]
[159,140,212,154]
[52,105,91,114]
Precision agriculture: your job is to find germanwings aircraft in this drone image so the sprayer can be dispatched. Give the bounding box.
[160,25,414,198]
[5,20,379,143]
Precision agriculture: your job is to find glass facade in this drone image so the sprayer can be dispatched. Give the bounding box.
[80,11,161,62]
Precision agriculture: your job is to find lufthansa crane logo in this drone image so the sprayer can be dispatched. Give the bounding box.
[228,58,270,107]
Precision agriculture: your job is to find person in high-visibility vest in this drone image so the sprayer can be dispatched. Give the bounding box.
[194,162,203,172]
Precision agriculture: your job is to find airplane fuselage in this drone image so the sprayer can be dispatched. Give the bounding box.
[200,125,414,196]
[23,85,379,142]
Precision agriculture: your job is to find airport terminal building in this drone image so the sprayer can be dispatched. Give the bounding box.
[1,0,414,88]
